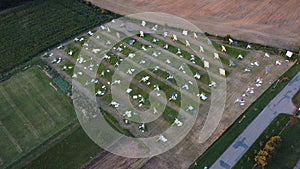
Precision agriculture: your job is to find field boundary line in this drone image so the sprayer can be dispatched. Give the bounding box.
[0,121,23,153]
[7,120,79,169]
[19,69,64,121]
[0,87,40,139]
[13,70,57,127]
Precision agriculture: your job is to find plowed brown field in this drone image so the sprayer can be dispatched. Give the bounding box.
[89,0,300,50]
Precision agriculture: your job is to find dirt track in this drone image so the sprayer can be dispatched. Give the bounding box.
[90,0,300,50]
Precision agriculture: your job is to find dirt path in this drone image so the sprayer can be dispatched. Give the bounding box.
[83,151,143,169]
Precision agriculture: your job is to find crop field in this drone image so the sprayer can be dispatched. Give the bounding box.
[25,126,103,169]
[0,1,297,168]
[90,0,300,50]
[0,0,119,74]
[0,0,34,11]
[43,16,292,168]
[0,67,76,168]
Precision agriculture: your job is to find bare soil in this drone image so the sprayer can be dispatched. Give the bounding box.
[90,0,300,50]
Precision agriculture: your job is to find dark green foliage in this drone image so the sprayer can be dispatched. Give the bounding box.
[0,0,120,74]
[24,126,102,169]
[0,0,32,11]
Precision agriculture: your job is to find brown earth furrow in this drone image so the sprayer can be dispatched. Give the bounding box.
[90,0,300,50]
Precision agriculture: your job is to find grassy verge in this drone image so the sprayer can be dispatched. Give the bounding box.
[233,114,290,168]
[265,118,300,169]
[190,63,300,169]
[61,61,75,77]
[292,90,300,107]
[212,41,249,58]
[234,114,300,169]
[101,111,134,137]
[204,33,297,60]
[65,44,81,59]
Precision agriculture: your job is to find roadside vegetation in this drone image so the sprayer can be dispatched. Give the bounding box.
[234,114,300,169]
[292,90,300,107]
[190,63,300,169]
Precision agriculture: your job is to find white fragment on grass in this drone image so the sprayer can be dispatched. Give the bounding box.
[182,30,188,36]
[286,51,293,58]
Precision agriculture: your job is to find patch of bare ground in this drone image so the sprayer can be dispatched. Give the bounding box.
[82,151,139,169]
[89,0,300,50]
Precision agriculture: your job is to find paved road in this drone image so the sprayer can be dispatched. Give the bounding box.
[210,71,300,169]
[294,159,300,169]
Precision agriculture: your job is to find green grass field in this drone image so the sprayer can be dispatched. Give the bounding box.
[24,126,103,169]
[190,63,300,169]
[0,67,76,168]
[0,0,119,74]
[211,41,249,58]
[234,114,300,169]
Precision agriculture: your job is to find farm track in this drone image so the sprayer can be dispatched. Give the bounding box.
[82,151,140,169]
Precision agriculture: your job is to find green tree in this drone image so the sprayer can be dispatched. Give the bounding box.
[99,7,106,14]
[254,136,282,168]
